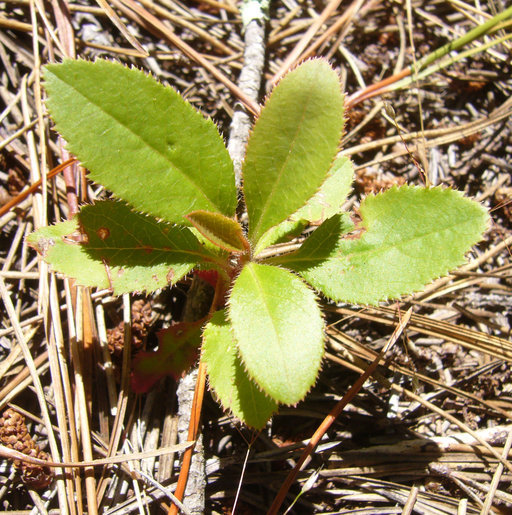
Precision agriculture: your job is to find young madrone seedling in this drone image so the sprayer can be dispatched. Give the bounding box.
[28,59,488,428]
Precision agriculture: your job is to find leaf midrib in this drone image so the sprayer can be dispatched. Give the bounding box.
[250,86,316,241]
[86,244,206,257]
[280,214,482,265]
[53,71,222,214]
[82,207,217,263]
[245,265,294,393]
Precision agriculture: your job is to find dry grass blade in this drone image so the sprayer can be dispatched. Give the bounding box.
[95,0,149,56]
[343,95,512,158]
[481,429,512,513]
[0,158,76,218]
[327,326,512,420]
[331,305,512,362]
[268,309,413,514]
[112,0,260,116]
[136,0,237,56]
[0,441,192,468]
[0,277,68,510]
[270,0,346,84]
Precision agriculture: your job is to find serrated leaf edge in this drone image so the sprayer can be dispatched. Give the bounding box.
[244,58,347,245]
[295,184,490,305]
[44,58,235,222]
[225,264,326,406]
[200,312,279,428]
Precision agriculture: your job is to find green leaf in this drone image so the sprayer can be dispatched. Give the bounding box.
[243,59,345,245]
[185,211,248,253]
[253,219,308,257]
[131,320,203,393]
[268,212,354,267]
[293,156,354,224]
[229,263,324,405]
[44,59,236,224]
[202,310,278,429]
[27,201,210,294]
[254,156,354,255]
[276,186,489,304]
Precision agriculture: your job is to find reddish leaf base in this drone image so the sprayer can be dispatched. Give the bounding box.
[194,269,218,289]
[131,320,203,393]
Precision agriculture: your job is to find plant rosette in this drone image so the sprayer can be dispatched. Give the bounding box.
[28,58,489,429]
